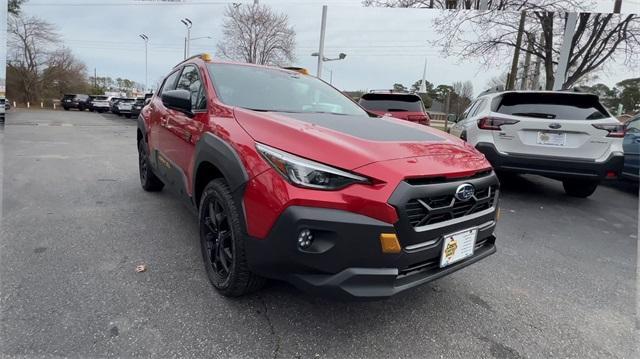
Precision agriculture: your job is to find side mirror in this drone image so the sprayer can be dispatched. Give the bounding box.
[447,114,458,123]
[162,89,192,115]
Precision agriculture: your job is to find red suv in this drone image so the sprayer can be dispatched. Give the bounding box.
[137,54,500,299]
[359,92,431,126]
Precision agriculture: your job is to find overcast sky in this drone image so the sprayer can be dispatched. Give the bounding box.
[9,0,640,96]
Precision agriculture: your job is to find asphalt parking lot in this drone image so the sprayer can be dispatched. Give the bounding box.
[1,110,638,358]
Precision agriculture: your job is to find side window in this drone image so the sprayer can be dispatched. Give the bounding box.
[460,100,478,121]
[160,70,181,96]
[627,119,640,133]
[176,66,206,110]
[471,99,486,117]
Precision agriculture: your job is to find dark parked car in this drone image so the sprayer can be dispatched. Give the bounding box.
[131,98,145,118]
[622,115,640,180]
[62,94,92,111]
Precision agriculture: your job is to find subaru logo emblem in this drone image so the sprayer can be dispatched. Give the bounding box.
[549,123,562,129]
[454,184,475,202]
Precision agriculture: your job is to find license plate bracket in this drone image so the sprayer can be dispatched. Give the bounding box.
[440,228,478,268]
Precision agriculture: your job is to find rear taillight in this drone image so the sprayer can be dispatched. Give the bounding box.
[592,124,625,138]
[477,117,520,130]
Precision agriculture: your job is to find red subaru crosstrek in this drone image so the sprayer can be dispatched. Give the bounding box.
[137,54,500,299]
[359,92,431,126]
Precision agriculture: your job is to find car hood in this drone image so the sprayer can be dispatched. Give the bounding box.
[234,108,486,171]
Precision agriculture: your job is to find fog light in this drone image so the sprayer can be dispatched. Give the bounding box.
[297,229,313,249]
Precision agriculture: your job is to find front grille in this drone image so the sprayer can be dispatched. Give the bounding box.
[405,186,497,228]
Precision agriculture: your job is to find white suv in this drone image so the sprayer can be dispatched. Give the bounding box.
[449,91,624,197]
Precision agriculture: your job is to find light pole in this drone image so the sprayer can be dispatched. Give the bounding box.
[311,52,347,80]
[316,5,328,78]
[181,18,192,59]
[139,34,149,93]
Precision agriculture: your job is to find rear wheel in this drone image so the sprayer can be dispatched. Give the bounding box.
[562,179,599,198]
[125,114,131,119]
[63,107,69,111]
[199,179,265,297]
[137,140,164,192]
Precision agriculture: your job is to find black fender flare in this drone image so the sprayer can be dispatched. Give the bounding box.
[193,132,248,193]
[137,115,147,143]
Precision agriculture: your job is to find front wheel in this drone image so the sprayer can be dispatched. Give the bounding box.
[562,179,599,198]
[138,140,164,192]
[199,179,265,297]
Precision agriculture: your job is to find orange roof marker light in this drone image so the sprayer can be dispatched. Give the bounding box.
[201,53,213,62]
[282,67,309,75]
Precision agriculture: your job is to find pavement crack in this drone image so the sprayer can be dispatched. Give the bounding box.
[258,295,281,359]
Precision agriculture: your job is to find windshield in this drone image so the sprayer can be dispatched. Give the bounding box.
[496,93,610,120]
[359,93,424,112]
[207,63,367,116]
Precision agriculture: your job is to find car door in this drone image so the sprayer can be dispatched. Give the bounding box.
[163,65,208,195]
[450,100,477,137]
[623,117,640,178]
[148,69,181,178]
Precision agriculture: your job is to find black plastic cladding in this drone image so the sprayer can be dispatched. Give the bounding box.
[388,171,500,248]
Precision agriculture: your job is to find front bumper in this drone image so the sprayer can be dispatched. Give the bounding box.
[245,205,497,299]
[476,142,624,180]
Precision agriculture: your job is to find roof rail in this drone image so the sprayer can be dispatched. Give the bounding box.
[478,85,505,96]
[173,53,212,68]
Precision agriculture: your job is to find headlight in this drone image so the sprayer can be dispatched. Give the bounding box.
[256,143,369,190]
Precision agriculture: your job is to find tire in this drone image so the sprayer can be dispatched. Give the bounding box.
[137,139,164,192]
[125,114,131,119]
[562,179,599,198]
[63,107,69,111]
[199,179,265,297]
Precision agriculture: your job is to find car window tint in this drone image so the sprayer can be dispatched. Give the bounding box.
[176,66,206,110]
[358,94,424,112]
[460,100,477,120]
[160,70,181,96]
[627,119,640,133]
[207,63,367,116]
[496,93,609,120]
[471,99,486,117]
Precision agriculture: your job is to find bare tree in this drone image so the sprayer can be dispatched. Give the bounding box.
[216,3,296,66]
[433,11,640,90]
[8,0,28,15]
[41,48,89,101]
[362,0,586,11]
[7,15,58,103]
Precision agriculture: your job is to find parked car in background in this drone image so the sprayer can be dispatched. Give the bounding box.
[359,92,431,126]
[449,90,624,197]
[0,98,5,122]
[117,98,136,118]
[622,114,640,181]
[90,96,111,113]
[131,98,145,118]
[110,98,122,115]
[62,94,92,111]
[137,55,499,299]
[5,99,10,110]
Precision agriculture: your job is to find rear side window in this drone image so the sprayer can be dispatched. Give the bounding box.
[160,70,181,96]
[359,94,424,112]
[496,93,609,120]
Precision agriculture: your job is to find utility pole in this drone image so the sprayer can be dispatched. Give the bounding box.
[532,33,544,91]
[419,58,427,93]
[140,34,149,92]
[507,11,526,90]
[613,0,622,13]
[521,34,534,90]
[316,5,328,78]
[553,12,578,90]
[94,68,97,91]
[181,18,192,59]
